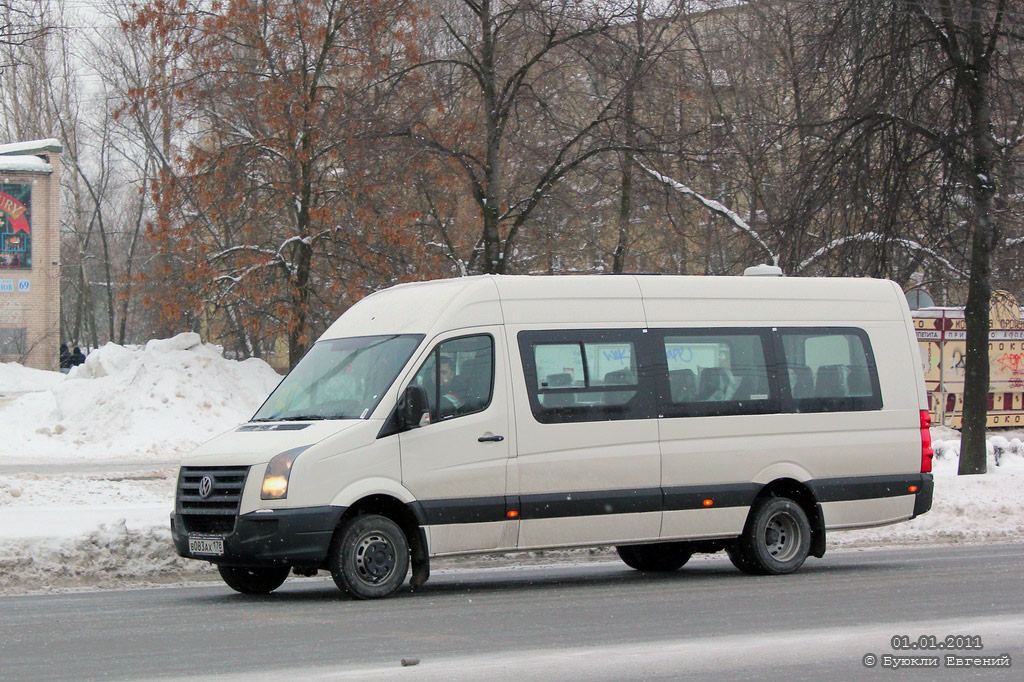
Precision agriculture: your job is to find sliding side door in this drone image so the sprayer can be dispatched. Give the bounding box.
[511,328,662,548]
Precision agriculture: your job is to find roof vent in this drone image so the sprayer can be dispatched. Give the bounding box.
[743,264,784,277]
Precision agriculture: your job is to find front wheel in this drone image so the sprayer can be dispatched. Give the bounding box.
[615,542,692,572]
[217,565,290,594]
[329,513,410,599]
[732,496,811,575]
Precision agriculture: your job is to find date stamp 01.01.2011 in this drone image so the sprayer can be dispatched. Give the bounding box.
[862,635,1012,670]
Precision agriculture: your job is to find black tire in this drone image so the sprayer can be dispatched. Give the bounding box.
[217,565,290,595]
[726,544,760,575]
[615,545,642,569]
[615,542,692,572]
[735,496,812,575]
[329,513,410,599]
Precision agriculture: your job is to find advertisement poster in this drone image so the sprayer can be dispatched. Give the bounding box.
[914,292,1024,427]
[0,184,32,269]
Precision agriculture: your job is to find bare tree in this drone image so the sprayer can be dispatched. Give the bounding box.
[398,0,637,274]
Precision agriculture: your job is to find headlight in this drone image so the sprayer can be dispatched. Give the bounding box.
[261,446,307,500]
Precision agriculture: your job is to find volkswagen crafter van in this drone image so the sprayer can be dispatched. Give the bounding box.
[171,274,934,598]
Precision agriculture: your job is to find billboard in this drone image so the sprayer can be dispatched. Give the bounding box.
[914,292,1024,427]
[0,184,32,269]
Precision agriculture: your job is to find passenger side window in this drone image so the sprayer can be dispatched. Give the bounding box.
[520,330,647,424]
[660,331,776,417]
[410,335,494,421]
[779,329,881,412]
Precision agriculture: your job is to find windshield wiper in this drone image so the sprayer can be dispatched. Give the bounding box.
[250,415,331,422]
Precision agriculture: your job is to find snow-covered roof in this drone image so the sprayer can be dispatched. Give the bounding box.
[0,155,52,174]
[0,138,62,155]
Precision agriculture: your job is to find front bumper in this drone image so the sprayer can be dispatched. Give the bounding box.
[171,506,347,568]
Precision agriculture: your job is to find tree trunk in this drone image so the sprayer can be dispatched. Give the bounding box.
[288,172,314,368]
[287,243,313,369]
[613,4,645,274]
[959,56,997,476]
[96,215,116,343]
[613,84,637,273]
[480,0,502,275]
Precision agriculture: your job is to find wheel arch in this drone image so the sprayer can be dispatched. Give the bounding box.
[334,493,431,588]
[752,478,826,559]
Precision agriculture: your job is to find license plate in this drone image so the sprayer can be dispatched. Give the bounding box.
[188,536,224,556]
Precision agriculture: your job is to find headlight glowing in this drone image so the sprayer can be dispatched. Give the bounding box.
[260,447,306,500]
[261,475,289,499]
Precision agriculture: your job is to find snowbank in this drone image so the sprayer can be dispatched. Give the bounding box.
[0,523,217,594]
[0,333,281,464]
[0,362,66,394]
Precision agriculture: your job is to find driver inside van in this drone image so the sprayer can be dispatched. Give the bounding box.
[439,356,466,413]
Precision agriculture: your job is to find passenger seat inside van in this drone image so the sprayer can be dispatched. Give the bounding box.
[542,373,575,408]
[815,364,849,398]
[668,369,697,402]
[602,369,635,405]
[697,367,737,401]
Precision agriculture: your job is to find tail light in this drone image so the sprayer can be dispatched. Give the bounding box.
[920,410,933,474]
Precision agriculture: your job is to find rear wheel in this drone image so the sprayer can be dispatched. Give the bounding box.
[615,542,692,572]
[217,565,290,595]
[733,496,811,575]
[329,513,410,599]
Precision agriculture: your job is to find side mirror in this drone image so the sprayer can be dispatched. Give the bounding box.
[401,385,431,429]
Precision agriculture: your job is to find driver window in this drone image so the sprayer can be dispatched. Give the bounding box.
[410,335,494,422]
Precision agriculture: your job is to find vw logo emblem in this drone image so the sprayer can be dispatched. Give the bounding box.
[198,476,214,499]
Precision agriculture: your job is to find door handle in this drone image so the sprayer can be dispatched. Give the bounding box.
[478,435,505,442]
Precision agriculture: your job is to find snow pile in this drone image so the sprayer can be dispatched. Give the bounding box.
[0,522,216,595]
[0,333,281,464]
[932,432,1024,466]
[0,362,66,394]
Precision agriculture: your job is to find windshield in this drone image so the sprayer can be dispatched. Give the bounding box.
[252,334,423,421]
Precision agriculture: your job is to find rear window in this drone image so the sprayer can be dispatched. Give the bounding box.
[778,329,882,412]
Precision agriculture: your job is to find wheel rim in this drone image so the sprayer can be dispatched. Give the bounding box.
[353,531,397,585]
[763,509,802,562]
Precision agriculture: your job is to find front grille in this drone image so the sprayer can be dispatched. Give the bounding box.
[176,466,249,520]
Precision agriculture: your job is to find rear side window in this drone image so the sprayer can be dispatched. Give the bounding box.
[519,330,651,423]
[778,329,881,412]
[659,331,778,417]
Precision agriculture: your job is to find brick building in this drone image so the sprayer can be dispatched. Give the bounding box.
[0,139,61,370]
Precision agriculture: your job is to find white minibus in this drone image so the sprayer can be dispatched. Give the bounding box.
[171,274,933,598]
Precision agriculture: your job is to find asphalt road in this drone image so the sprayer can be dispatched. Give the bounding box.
[2,544,1022,681]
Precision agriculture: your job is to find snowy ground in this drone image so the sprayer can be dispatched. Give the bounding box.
[2,337,1023,594]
